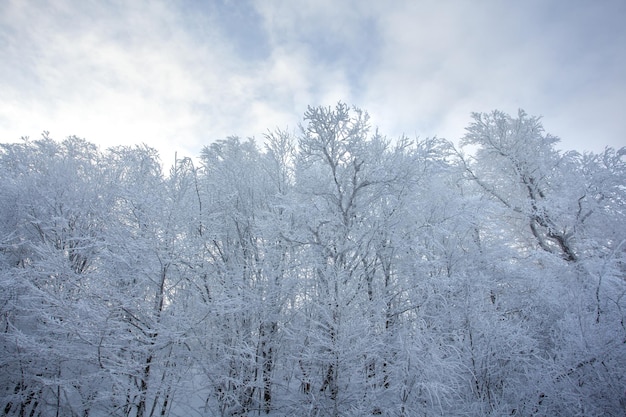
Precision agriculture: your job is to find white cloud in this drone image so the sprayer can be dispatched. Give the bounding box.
[1,0,624,167]
[1,0,217,162]
[360,0,626,149]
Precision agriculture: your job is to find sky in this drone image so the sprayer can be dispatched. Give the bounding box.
[1,0,625,166]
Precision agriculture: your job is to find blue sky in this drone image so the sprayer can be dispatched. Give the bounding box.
[1,0,624,165]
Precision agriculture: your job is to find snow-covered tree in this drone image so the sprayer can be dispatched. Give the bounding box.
[1,106,624,416]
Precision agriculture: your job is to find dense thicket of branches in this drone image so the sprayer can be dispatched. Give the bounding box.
[1,105,625,416]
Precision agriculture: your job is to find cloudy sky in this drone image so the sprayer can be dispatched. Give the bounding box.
[1,0,624,165]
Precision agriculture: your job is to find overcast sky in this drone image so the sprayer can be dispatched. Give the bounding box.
[1,0,625,165]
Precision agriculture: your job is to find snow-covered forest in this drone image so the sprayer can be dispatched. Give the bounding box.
[1,103,625,417]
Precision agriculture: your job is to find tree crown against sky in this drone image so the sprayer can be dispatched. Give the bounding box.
[0,104,625,417]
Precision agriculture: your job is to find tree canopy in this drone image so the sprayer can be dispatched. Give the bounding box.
[1,105,625,416]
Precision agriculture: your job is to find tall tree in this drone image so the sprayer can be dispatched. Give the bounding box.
[460,110,578,261]
[288,103,458,415]
[0,135,113,417]
[192,136,296,415]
